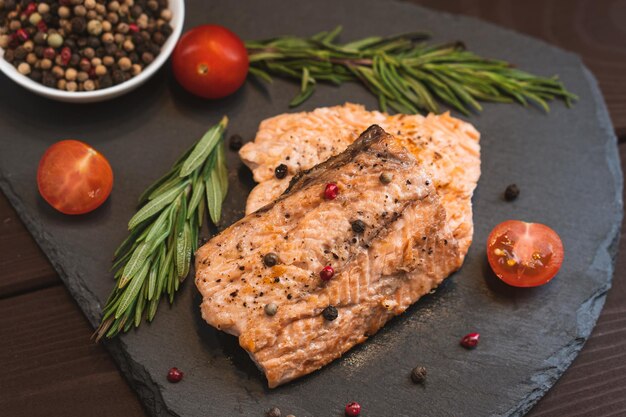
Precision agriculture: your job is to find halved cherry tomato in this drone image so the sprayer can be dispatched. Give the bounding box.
[172,25,249,99]
[37,140,113,215]
[486,220,564,287]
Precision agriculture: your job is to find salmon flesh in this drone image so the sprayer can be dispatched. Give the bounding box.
[195,125,464,387]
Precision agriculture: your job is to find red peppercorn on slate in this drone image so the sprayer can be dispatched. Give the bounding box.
[195,125,463,387]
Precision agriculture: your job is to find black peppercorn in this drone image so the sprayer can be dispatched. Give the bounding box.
[105,42,118,55]
[33,31,47,46]
[14,45,27,59]
[275,164,288,179]
[351,219,366,234]
[71,16,86,33]
[69,53,80,66]
[263,252,279,267]
[322,305,338,321]
[87,36,100,48]
[152,31,165,45]
[504,184,520,201]
[265,407,281,417]
[4,49,15,63]
[148,42,160,55]
[111,69,125,84]
[410,366,427,384]
[161,23,172,37]
[229,134,243,151]
[42,71,56,87]
[65,38,78,51]
[98,74,113,88]
[30,69,42,82]
[131,5,142,18]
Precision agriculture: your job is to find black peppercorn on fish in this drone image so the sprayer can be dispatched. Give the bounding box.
[195,125,462,388]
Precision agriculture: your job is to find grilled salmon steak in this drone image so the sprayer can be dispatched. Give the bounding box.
[195,125,463,387]
[240,103,481,260]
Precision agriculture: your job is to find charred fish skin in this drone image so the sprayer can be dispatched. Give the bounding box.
[195,125,459,388]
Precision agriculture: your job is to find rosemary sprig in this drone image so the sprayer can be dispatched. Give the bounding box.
[95,117,229,341]
[246,27,577,115]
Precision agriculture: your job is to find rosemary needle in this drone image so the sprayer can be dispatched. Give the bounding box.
[246,27,577,115]
[95,117,229,341]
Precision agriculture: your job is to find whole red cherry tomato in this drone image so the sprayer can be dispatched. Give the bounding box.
[37,140,113,215]
[172,25,249,99]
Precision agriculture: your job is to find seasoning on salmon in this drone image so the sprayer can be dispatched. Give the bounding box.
[195,125,462,388]
[239,103,481,261]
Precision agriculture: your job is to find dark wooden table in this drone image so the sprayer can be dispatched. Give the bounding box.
[2,1,625,416]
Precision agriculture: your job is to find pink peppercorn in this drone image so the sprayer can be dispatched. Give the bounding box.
[320,265,334,281]
[167,367,184,383]
[345,402,361,417]
[324,182,339,200]
[460,332,480,349]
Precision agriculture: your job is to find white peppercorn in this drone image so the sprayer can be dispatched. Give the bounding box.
[37,3,50,14]
[87,19,102,36]
[118,56,131,71]
[77,71,89,82]
[17,62,31,75]
[65,67,77,81]
[84,79,96,91]
[66,81,78,92]
[58,6,71,18]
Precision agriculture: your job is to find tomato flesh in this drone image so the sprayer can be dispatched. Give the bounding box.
[172,25,249,99]
[37,140,113,215]
[486,220,564,287]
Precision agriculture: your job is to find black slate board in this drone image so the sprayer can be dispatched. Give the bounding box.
[0,1,622,416]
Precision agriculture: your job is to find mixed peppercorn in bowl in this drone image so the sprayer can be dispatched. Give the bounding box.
[0,0,183,102]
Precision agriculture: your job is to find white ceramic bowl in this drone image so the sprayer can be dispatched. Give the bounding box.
[0,0,184,103]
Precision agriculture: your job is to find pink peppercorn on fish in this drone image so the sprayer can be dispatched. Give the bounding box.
[195,126,463,387]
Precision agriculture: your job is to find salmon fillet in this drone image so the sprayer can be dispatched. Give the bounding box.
[195,126,462,387]
[240,103,481,258]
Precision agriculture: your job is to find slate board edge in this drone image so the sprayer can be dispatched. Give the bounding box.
[0,8,622,417]
[496,64,624,417]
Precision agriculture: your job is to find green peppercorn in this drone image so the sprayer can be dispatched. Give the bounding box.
[379,172,393,184]
[28,12,41,26]
[47,33,64,48]
[264,303,278,316]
